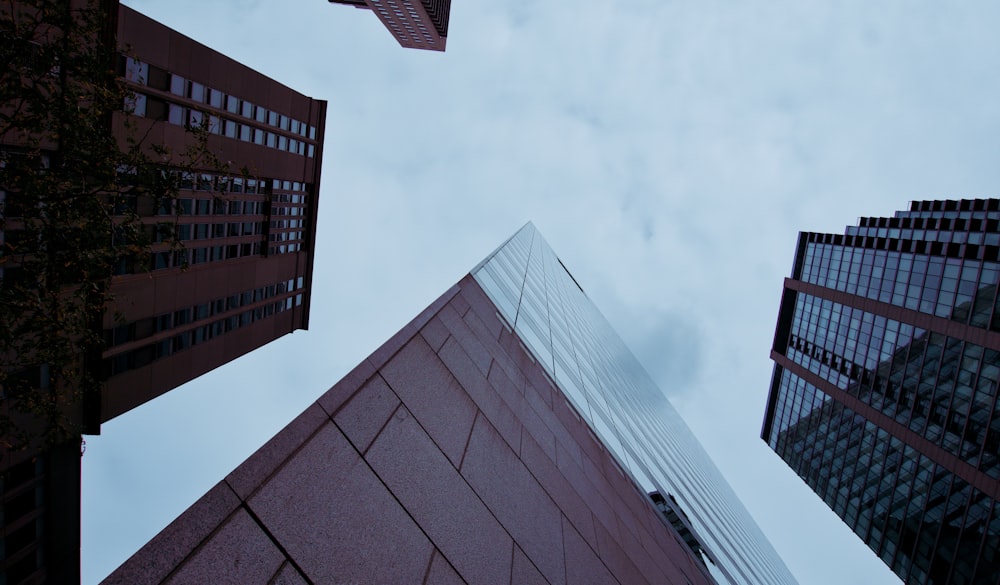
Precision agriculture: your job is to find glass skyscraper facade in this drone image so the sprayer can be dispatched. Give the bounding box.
[763,198,1000,584]
[474,223,798,585]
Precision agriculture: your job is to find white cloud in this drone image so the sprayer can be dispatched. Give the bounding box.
[83,1,1000,583]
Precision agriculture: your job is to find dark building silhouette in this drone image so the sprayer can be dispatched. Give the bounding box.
[327,0,450,51]
[104,224,798,585]
[1,3,325,583]
[763,198,1000,584]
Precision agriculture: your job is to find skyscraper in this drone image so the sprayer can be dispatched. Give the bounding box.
[762,198,1000,584]
[327,0,450,51]
[0,4,325,583]
[104,223,796,585]
[100,5,327,424]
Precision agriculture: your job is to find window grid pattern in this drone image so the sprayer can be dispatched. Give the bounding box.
[766,198,1000,585]
[785,292,1000,477]
[768,369,1000,585]
[367,0,444,49]
[122,57,318,159]
[800,243,1000,329]
[102,277,305,378]
[472,223,798,585]
[114,172,312,274]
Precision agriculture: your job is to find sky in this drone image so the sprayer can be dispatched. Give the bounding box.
[81,1,1000,583]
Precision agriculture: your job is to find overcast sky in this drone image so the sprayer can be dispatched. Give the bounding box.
[82,1,1000,583]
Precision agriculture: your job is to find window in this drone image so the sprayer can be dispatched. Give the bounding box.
[188,110,203,129]
[124,93,147,116]
[168,104,184,126]
[209,88,224,108]
[169,74,186,96]
[124,57,148,84]
[189,81,205,103]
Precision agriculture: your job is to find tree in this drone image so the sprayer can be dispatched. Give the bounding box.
[0,0,225,457]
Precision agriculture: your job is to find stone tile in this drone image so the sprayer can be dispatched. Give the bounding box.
[522,387,584,473]
[225,403,329,500]
[379,335,477,467]
[555,442,620,544]
[562,516,619,585]
[462,301,505,352]
[461,414,566,585]
[458,277,505,329]
[333,374,401,453]
[614,506,642,552]
[612,511,664,585]
[580,452,618,513]
[449,286,472,316]
[102,482,241,585]
[519,429,597,551]
[270,562,308,585]
[556,403,605,469]
[164,508,285,585]
[550,422,584,477]
[366,407,513,585]
[424,551,468,585]
[248,423,433,585]
[593,518,650,585]
[643,521,705,584]
[438,336,521,453]
[368,285,460,370]
[496,328,537,391]
[437,303,492,375]
[317,358,376,416]
[512,545,550,585]
[524,376,553,411]
[420,315,451,352]
[368,322,421,372]
[516,401,558,464]
[523,365,558,410]
[486,357,523,401]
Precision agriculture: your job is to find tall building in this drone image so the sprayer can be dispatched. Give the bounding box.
[104,223,797,585]
[762,198,1000,584]
[327,0,450,51]
[100,5,327,424]
[1,3,325,583]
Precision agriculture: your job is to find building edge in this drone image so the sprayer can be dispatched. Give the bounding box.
[101,274,720,585]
